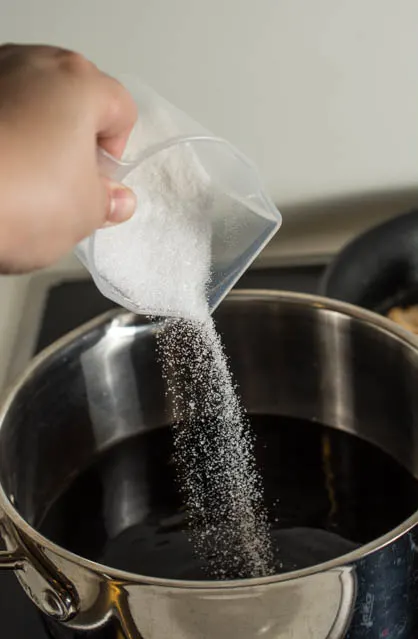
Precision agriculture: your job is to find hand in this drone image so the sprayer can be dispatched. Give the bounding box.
[0,44,137,273]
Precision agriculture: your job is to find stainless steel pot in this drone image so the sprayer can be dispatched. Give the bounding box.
[0,290,418,639]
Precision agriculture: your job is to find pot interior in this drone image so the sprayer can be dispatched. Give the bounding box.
[2,292,418,579]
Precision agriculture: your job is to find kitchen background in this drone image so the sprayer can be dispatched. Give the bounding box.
[0,0,418,388]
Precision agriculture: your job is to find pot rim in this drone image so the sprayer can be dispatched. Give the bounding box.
[1,288,417,590]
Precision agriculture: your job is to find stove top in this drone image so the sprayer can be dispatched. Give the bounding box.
[0,264,326,638]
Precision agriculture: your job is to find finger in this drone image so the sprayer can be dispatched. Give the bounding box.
[96,74,138,160]
[102,178,137,227]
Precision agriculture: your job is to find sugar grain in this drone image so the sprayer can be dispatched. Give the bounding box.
[93,100,273,578]
[158,317,273,578]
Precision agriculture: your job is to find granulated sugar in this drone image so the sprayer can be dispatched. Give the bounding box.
[93,101,273,578]
[157,317,273,579]
[92,105,213,320]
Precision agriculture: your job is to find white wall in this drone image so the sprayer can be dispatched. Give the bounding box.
[1,0,418,206]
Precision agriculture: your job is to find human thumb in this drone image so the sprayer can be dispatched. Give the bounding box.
[104,181,137,226]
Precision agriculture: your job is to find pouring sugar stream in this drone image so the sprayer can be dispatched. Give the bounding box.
[75,76,281,579]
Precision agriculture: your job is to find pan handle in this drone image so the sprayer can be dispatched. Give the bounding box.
[0,517,79,621]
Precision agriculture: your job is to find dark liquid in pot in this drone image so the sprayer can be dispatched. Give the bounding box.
[38,415,418,580]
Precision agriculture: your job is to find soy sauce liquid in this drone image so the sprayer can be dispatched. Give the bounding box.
[38,416,418,579]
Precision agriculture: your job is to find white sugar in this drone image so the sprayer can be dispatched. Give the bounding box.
[93,102,273,578]
[157,318,273,578]
[92,105,213,321]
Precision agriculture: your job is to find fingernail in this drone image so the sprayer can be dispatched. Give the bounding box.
[107,184,136,225]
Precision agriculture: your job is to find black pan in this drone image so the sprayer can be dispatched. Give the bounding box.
[321,209,418,315]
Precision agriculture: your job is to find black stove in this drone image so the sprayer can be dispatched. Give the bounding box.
[0,264,326,638]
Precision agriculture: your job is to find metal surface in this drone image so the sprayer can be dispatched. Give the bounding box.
[5,263,327,387]
[1,290,418,637]
[321,208,418,314]
[0,262,326,639]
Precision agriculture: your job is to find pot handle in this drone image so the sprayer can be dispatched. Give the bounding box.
[0,518,79,621]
